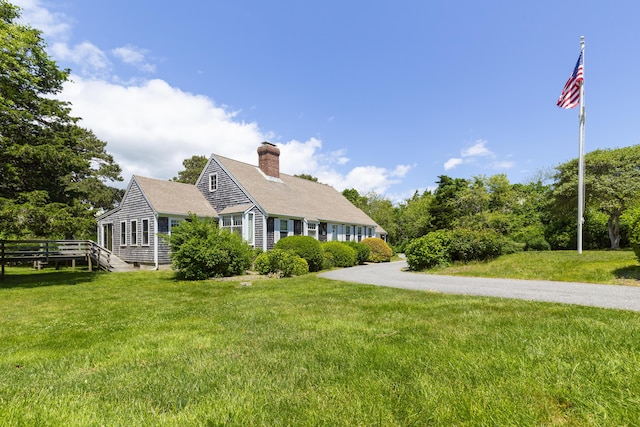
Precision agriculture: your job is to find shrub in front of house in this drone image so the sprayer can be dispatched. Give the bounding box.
[254,249,309,277]
[165,215,254,280]
[274,236,324,272]
[322,251,335,270]
[405,230,451,270]
[344,241,370,265]
[322,242,357,268]
[361,237,393,263]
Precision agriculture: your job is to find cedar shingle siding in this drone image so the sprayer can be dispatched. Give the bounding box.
[99,180,159,264]
[96,144,385,267]
[198,158,252,212]
[97,176,217,266]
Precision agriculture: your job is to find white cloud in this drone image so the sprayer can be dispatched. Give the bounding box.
[461,139,493,158]
[345,166,389,191]
[19,0,410,196]
[278,141,409,193]
[61,77,411,194]
[443,139,514,173]
[444,158,463,170]
[336,156,350,165]
[61,76,266,181]
[392,164,413,177]
[13,0,71,40]
[339,163,412,194]
[491,160,515,170]
[51,42,111,77]
[278,138,323,175]
[112,45,156,73]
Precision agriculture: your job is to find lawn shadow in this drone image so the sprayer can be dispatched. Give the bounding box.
[0,267,102,289]
[613,265,640,283]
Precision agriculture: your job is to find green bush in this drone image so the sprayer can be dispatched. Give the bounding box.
[322,251,335,270]
[405,228,512,271]
[361,237,393,263]
[274,236,324,272]
[511,225,551,251]
[405,230,451,270]
[323,242,357,267]
[165,215,254,280]
[254,252,270,274]
[525,236,551,251]
[344,241,371,265]
[448,228,504,262]
[254,249,309,277]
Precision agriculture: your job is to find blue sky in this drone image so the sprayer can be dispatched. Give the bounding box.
[13,0,640,202]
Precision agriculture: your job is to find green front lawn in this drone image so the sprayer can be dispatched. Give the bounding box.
[2,265,640,425]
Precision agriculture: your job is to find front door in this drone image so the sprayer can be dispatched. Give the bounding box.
[319,222,328,242]
[102,224,113,251]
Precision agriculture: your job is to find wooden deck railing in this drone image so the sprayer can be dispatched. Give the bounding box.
[0,240,112,279]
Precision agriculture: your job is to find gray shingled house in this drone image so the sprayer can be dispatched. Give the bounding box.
[97,142,386,268]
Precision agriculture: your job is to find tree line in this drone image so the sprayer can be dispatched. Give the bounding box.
[2,0,640,252]
[346,144,640,252]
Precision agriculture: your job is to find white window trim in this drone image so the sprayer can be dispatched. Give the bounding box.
[221,214,243,236]
[244,212,255,246]
[141,218,150,246]
[274,218,294,243]
[130,219,138,246]
[209,172,218,192]
[120,221,127,247]
[169,217,184,235]
[306,221,318,239]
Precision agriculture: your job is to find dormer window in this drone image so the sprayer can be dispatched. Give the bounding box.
[209,173,218,192]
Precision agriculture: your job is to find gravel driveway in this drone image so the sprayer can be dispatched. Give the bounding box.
[319,260,640,312]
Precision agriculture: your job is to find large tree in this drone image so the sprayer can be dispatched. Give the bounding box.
[0,1,122,238]
[428,175,469,230]
[171,155,208,184]
[552,145,640,249]
[395,190,433,244]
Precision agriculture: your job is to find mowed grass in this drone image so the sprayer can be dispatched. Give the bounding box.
[1,262,640,426]
[431,249,640,285]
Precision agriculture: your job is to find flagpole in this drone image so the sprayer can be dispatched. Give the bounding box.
[577,36,586,254]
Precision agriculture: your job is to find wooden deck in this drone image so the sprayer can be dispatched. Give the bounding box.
[0,240,112,279]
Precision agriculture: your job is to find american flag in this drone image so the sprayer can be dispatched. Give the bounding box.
[557,52,584,109]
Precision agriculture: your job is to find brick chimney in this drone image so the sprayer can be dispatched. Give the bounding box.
[257,142,280,178]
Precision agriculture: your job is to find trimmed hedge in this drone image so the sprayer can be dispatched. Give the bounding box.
[344,241,371,265]
[361,237,393,263]
[274,236,324,272]
[254,249,309,277]
[322,242,357,268]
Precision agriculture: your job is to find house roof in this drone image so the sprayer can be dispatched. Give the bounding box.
[133,175,217,217]
[214,155,384,230]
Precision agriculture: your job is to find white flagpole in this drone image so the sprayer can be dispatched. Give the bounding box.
[577,36,586,254]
